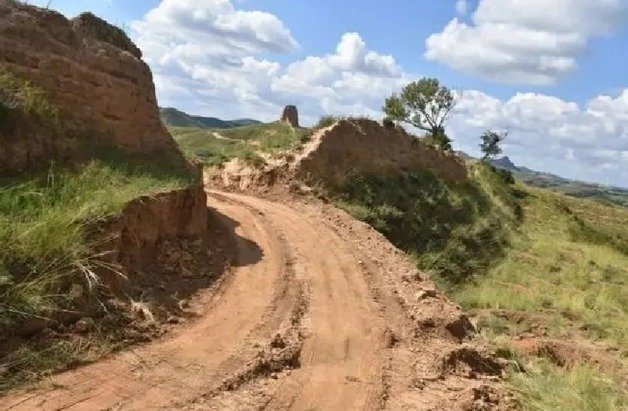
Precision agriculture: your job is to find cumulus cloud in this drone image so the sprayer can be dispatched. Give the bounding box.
[130,0,297,119]
[426,0,628,85]
[129,0,628,186]
[450,88,628,186]
[272,32,409,119]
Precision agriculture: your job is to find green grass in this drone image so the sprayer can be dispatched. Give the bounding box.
[330,160,628,408]
[455,188,628,348]
[0,66,60,133]
[334,162,520,285]
[509,358,627,411]
[0,66,196,332]
[172,121,312,167]
[0,152,194,332]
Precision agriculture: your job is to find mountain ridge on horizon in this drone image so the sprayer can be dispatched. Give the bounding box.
[487,155,628,207]
[159,107,261,129]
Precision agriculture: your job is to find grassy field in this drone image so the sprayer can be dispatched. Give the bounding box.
[333,162,628,410]
[172,121,312,167]
[0,154,194,330]
[458,187,628,410]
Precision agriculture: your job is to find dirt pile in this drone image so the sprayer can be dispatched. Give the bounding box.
[94,185,210,296]
[0,2,175,173]
[214,118,468,191]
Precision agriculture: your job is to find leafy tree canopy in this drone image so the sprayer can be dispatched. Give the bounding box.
[383,78,457,150]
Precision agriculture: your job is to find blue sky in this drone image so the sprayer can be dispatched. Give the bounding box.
[26,0,628,187]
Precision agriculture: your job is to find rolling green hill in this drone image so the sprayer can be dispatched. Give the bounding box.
[159,107,261,129]
[490,156,628,207]
[171,121,312,167]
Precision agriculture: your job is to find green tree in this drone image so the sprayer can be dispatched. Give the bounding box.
[479,130,507,160]
[383,78,457,151]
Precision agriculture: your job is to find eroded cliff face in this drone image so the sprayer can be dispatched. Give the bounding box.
[0,2,174,173]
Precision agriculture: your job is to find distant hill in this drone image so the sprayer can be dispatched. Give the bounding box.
[159,107,261,129]
[489,156,628,207]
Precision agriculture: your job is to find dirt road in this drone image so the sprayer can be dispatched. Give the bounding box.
[2,191,507,410]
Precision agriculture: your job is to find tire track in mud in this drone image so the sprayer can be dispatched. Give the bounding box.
[2,195,300,410]
[207,191,387,410]
[2,191,510,410]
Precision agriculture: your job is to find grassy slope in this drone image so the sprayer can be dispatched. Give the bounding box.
[333,162,627,410]
[172,121,312,167]
[462,187,627,410]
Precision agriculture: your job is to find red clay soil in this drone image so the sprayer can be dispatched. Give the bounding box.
[1,190,513,410]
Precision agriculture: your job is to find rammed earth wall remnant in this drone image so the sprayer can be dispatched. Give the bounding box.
[0,1,175,174]
[295,119,468,185]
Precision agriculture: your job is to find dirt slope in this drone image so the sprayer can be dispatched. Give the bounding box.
[2,191,510,410]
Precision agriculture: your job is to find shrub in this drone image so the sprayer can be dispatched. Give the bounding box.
[72,13,141,58]
[314,115,340,130]
[382,117,395,128]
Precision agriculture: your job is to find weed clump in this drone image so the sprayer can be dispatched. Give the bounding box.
[0,66,60,133]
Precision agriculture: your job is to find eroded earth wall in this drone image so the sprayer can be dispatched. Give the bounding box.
[0,2,174,173]
[296,119,468,186]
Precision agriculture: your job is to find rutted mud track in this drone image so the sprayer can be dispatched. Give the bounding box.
[2,191,508,410]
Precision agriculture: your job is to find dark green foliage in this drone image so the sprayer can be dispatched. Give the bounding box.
[383,78,456,151]
[479,130,507,160]
[72,12,141,58]
[382,117,395,128]
[426,128,452,151]
[335,163,519,284]
[491,165,516,185]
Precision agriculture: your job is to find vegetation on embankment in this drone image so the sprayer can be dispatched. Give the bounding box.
[172,121,312,167]
[0,67,197,391]
[332,161,628,410]
[335,162,521,285]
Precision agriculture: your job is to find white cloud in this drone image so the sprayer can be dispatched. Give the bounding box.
[426,0,628,85]
[271,32,408,118]
[133,2,408,123]
[129,0,628,186]
[130,0,298,120]
[450,88,628,185]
